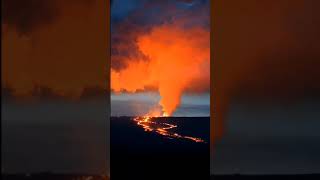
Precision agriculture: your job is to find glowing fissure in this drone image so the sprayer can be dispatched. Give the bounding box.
[133,116,205,143]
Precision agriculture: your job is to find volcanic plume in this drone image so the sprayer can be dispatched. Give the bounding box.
[2,0,108,99]
[111,23,210,116]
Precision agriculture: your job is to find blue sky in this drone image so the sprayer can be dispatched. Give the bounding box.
[111,92,210,116]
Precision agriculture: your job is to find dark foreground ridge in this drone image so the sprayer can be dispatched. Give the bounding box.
[111,116,210,180]
[211,174,320,180]
[2,173,108,180]
[3,174,320,180]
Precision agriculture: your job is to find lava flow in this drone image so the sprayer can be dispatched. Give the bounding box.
[133,116,205,143]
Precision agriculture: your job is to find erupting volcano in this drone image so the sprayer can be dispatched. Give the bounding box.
[111,5,209,144]
[111,0,210,178]
[111,22,210,116]
[111,18,209,142]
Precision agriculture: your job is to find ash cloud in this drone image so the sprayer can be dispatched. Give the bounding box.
[2,0,58,35]
[111,0,210,115]
[2,0,108,99]
[213,0,320,101]
[111,0,210,72]
[212,0,320,142]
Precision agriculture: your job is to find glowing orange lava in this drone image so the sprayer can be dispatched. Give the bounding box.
[133,116,205,143]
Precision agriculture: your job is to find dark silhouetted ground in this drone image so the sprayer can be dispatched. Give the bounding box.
[111,116,210,180]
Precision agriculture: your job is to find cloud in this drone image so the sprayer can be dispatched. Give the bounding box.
[2,0,108,98]
[213,0,320,101]
[2,0,58,35]
[111,0,210,115]
[211,0,320,142]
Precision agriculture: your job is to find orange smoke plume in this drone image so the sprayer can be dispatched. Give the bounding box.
[111,23,210,115]
[2,0,108,99]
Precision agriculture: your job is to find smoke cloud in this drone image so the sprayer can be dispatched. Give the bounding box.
[211,0,320,143]
[2,0,108,99]
[111,0,210,115]
[112,23,209,115]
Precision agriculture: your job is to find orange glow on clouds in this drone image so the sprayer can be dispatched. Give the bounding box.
[111,23,210,116]
[2,1,107,98]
